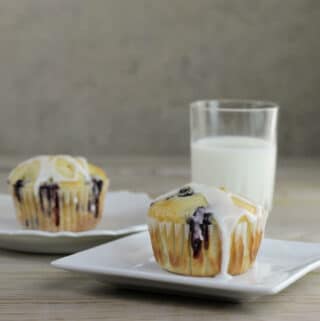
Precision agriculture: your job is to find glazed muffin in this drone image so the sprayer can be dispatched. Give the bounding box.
[148,183,267,277]
[8,155,109,232]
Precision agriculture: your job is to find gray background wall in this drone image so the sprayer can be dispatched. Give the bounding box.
[0,0,319,156]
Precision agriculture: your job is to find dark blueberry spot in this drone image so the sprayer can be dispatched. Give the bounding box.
[178,186,194,197]
[88,178,103,218]
[192,239,202,256]
[187,207,212,258]
[92,178,103,196]
[13,179,24,203]
[203,213,211,249]
[39,183,60,226]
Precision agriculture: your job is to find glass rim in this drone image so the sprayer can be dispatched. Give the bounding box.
[190,99,279,112]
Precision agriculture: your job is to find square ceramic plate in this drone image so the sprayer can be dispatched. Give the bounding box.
[52,231,320,300]
[0,192,150,254]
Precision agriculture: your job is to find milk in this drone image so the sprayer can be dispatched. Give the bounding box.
[191,136,276,209]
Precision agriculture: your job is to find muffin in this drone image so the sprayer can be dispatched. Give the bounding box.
[8,155,109,232]
[148,183,266,277]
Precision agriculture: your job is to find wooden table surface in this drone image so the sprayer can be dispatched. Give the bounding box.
[0,156,319,321]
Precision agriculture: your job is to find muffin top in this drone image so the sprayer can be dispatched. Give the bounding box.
[8,155,108,193]
[148,183,261,224]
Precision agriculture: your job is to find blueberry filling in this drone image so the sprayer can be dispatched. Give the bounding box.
[187,207,212,258]
[163,186,195,201]
[39,183,60,226]
[150,186,195,210]
[178,186,194,197]
[87,178,103,218]
[13,179,24,203]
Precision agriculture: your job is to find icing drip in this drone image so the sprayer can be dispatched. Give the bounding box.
[187,207,212,258]
[190,183,260,277]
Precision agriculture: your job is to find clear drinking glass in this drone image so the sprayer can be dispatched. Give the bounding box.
[190,99,278,210]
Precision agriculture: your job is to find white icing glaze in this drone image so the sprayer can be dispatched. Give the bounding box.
[10,155,91,195]
[156,183,265,278]
[190,183,261,277]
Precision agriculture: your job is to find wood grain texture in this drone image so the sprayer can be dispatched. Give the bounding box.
[0,156,319,321]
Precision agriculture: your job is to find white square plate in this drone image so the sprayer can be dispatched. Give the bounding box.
[52,231,320,300]
[0,192,150,254]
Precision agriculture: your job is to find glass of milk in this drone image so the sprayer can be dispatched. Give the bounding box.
[190,100,278,210]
